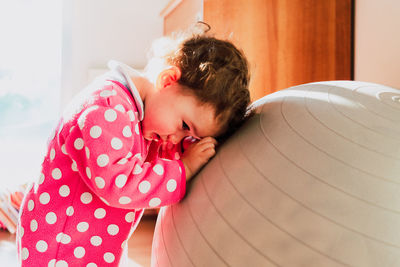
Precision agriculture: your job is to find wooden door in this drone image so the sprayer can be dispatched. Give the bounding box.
[204,0,352,100]
[162,0,353,100]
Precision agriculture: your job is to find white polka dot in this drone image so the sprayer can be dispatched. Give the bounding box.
[115,174,127,188]
[97,154,109,167]
[125,212,135,223]
[149,198,161,207]
[52,168,62,180]
[135,123,139,134]
[86,263,97,267]
[61,144,67,155]
[133,164,142,175]
[95,177,105,189]
[50,148,56,160]
[28,200,35,211]
[94,208,106,219]
[30,219,38,232]
[87,105,100,114]
[122,126,132,137]
[66,206,74,216]
[121,240,127,249]
[153,164,164,175]
[46,212,57,224]
[126,152,133,158]
[56,233,62,242]
[85,147,90,159]
[71,160,78,172]
[48,259,56,267]
[74,138,84,150]
[36,240,48,252]
[114,104,125,112]
[104,252,115,263]
[119,196,131,204]
[138,181,151,194]
[62,234,71,244]
[38,173,45,184]
[78,116,87,130]
[107,224,119,236]
[90,125,102,138]
[117,158,128,165]
[21,247,29,260]
[55,260,68,267]
[179,166,182,173]
[100,90,113,97]
[127,110,135,121]
[90,236,102,246]
[59,185,70,197]
[104,109,117,122]
[174,152,180,160]
[19,226,24,238]
[77,222,89,232]
[167,179,177,192]
[111,137,123,150]
[39,192,50,205]
[74,246,85,258]
[86,167,92,179]
[56,233,71,244]
[81,192,93,204]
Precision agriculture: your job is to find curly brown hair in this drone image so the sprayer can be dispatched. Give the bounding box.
[146,25,251,141]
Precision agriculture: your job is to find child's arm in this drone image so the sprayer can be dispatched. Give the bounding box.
[158,136,217,180]
[63,99,186,210]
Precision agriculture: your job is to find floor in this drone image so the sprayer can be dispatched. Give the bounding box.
[127,217,157,267]
[0,217,156,267]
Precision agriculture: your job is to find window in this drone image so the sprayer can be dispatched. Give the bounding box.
[0,0,62,187]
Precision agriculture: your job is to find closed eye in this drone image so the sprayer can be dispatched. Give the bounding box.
[182,121,190,131]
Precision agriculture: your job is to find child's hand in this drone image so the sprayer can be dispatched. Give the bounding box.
[181,137,217,181]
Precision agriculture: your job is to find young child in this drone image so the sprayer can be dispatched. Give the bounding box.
[16,27,250,266]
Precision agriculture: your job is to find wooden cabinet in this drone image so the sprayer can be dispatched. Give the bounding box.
[162,0,353,100]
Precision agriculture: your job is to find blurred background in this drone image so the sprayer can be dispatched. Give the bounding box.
[0,0,168,190]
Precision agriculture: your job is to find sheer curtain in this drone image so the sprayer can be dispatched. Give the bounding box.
[0,0,62,188]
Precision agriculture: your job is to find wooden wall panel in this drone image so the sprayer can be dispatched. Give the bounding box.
[163,0,202,36]
[203,0,352,100]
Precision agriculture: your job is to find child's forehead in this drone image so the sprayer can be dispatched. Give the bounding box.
[190,107,222,138]
[174,84,222,137]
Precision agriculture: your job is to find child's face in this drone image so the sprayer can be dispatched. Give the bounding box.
[142,82,220,144]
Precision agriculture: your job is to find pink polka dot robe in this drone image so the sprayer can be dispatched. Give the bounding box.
[16,61,187,266]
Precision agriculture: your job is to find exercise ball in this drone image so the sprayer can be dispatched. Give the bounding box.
[151,81,400,267]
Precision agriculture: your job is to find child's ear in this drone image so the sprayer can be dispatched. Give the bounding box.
[156,66,181,89]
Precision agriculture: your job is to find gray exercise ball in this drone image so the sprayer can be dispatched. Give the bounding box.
[151,81,400,267]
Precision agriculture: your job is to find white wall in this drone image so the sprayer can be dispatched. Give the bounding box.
[61,0,168,108]
[355,0,400,89]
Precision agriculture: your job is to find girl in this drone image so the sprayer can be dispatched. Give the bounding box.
[17,28,251,266]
